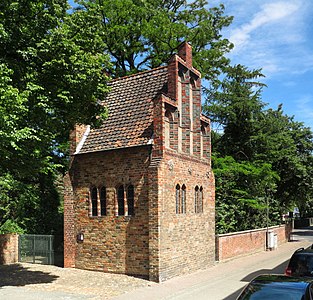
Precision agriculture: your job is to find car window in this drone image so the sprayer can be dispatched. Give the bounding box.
[295,256,309,275]
[307,257,313,274]
[238,284,306,300]
[291,255,313,276]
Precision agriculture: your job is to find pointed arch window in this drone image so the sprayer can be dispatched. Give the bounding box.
[195,186,203,213]
[176,184,187,214]
[176,184,180,214]
[117,185,125,216]
[100,186,107,216]
[91,187,98,217]
[199,186,203,213]
[127,185,135,216]
[181,184,186,214]
[195,186,199,213]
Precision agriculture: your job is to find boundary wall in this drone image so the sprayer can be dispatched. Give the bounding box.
[216,223,292,261]
[0,223,293,267]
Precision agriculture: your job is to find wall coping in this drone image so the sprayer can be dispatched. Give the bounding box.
[216,224,286,238]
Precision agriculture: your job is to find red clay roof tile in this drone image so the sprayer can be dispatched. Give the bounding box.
[79,66,168,154]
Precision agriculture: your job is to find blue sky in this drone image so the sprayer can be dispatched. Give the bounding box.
[210,0,313,130]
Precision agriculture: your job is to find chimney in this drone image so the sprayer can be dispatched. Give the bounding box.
[69,124,89,155]
[177,42,192,68]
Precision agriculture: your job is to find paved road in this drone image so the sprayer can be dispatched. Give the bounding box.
[0,228,312,300]
[112,228,313,300]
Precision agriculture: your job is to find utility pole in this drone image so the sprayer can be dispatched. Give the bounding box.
[266,188,270,250]
[266,193,269,249]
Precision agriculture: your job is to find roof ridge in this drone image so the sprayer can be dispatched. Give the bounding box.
[110,65,167,82]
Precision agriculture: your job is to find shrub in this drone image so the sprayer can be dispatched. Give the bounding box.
[0,220,24,234]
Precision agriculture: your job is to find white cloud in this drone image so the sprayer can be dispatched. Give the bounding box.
[218,1,313,130]
[229,2,299,51]
[220,0,313,80]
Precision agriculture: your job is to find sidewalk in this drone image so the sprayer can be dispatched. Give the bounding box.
[0,236,311,300]
[111,238,312,300]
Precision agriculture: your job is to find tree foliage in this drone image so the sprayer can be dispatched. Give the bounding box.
[0,0,111,233]
[0,0,235,233]
[74,0,233,80]
[1,0,312,236]
[204,64,266,161]
[205,63,313,232]
[253,107,313,210]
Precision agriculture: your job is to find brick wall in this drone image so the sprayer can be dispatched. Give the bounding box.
[158,152,215,281]
[149,51,215,280]
[65,145,216,281]
[69,124,88,155]
[216,223,292,261]
[0,234,18,264]
[178,42,193,69]
[65,147,151,278]
[64,171,76,268]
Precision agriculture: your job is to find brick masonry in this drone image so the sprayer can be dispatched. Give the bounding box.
[64,42,216,282]
[158,152,215,281]
[0,234,18,264]
[65,147,151,277]
[216,223,292,261]
[0,225,292,271]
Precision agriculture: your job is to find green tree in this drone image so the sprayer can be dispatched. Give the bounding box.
[204,64,266,161]
[213,155,279,234]
[206,64,313,232]
[253,106,313,212]
[74,0,233,80]
[0,0,111,233]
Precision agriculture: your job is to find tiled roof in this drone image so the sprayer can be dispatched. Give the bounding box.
[79,66,168,154]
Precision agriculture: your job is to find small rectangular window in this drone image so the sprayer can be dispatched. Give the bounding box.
[195,186,199,213]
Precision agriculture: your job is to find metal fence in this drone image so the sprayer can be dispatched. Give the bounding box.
[18,234,54,265]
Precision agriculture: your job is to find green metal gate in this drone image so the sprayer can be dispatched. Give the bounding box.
[18,234,54,265]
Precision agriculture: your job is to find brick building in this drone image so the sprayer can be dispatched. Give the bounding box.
[64,42,215,282]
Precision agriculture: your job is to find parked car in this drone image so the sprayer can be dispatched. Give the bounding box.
[236,274,313,299]
[285,246,313,277]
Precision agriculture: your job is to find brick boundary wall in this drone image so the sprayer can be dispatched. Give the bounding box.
[0,225,292,267]
[0,234,19,264]
[216,223,292,262]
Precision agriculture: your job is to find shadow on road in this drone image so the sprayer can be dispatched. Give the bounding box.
[223,228,313,299]
[0,264,58,288]
[292,231,313,237]
[292,226,313,238]
[222,259,289,300]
